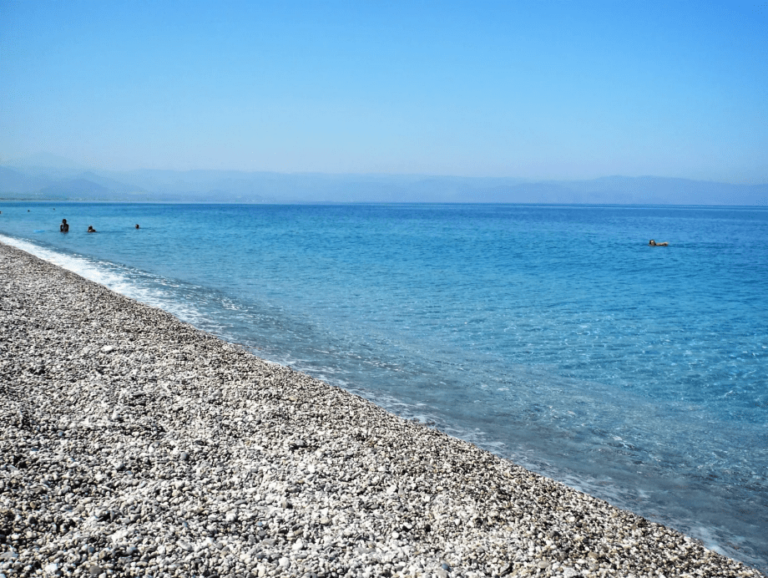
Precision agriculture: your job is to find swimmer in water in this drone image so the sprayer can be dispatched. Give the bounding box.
[649,239,668,246]
[60,219,69,233]
[135,224,140,229]
[87,225,97,233]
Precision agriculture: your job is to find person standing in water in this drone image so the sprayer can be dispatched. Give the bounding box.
[60,219,69,233]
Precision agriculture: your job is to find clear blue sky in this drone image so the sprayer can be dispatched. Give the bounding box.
[1,0,767,182]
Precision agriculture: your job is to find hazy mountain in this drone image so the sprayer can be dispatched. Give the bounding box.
[1,154,766,205]
[73,171,147,195]
[560,176,768,205]
[0,166,53,195]
[38,178,111,199]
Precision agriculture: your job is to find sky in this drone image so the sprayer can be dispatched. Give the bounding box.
[1,0,767,183]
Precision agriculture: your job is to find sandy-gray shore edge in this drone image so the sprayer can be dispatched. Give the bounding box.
[1,240,763,578]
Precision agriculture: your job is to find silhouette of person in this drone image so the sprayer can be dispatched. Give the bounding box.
[87,225,97,233]
[135,224,140,229]
[60,219,69,233]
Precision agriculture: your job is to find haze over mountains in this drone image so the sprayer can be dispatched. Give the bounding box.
[1,154,766,205]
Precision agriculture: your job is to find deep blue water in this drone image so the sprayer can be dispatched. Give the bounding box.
[2,202,767,570]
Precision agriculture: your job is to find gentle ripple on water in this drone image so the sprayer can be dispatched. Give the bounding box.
[1,202,767,570]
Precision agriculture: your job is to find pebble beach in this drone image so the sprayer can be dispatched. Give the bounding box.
[1,240,764,578]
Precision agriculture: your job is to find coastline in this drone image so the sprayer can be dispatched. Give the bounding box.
[1,240,763,578]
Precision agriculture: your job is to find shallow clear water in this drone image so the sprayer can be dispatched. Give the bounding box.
[2,202,767,570]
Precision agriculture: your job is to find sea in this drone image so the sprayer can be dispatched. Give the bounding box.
[1,202,766,570]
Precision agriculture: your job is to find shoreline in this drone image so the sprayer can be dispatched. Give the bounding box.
[1,240,764,578]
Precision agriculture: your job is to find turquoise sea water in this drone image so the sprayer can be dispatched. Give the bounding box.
[2,202,767,570]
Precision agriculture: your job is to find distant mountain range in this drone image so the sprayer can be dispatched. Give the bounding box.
[1,155,766,205]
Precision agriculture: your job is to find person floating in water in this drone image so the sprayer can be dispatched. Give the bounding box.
[649,239,668,246]
[60,219,69,233]
[87,225,97,233]
[135,224,140,229]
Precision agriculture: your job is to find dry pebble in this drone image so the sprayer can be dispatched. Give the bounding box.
[1,241,764,578]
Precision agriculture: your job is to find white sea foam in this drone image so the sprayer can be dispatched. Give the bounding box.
[0,233,205,328]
